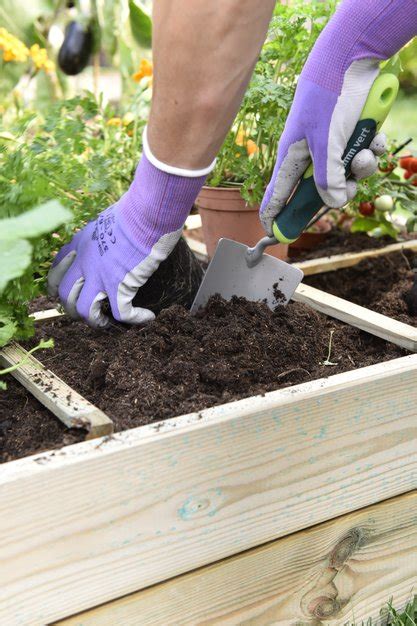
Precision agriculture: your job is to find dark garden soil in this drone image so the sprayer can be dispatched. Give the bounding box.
[0,381,85,463]
[305,250,417,325]
[1,295,408,463]
[289,231,398,261]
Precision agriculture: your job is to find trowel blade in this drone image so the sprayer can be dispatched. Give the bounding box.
[190,238,304,314]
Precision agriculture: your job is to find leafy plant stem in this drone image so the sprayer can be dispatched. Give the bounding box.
[0,339,54,376]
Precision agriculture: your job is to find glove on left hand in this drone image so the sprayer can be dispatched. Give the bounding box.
[48,140,208,328]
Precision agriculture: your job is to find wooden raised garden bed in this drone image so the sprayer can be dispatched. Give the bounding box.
[1,273,416,624]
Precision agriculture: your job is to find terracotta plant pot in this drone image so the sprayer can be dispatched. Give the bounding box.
[195,186,288,260]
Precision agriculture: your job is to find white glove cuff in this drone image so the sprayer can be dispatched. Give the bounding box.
[143,126,216,178]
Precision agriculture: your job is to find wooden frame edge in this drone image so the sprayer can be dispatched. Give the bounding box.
[0,342,113,439]
[2,351,416,479]
[293,238,417,276]
[293,283,417,352]
[57,492,417,626]
[1,352,416,624]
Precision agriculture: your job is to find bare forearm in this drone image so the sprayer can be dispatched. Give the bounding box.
[148,0,276,169]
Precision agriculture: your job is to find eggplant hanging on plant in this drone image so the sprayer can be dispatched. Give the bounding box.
[58,20,93,75]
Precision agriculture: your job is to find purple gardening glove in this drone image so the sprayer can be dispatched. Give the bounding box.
[260,0,417,236]
[48,130,211,328]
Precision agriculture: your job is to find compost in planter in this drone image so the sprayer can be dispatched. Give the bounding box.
[2,295,407,463]
[290,231,408,262]
[305,249,417,324]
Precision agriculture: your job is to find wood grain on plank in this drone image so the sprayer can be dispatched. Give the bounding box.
[293,239,417,276]
[293,283,417,352]
[1,355,416,625]
[58,492,417,626]
[0,342,113,439]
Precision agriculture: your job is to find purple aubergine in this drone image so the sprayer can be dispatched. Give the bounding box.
[58,21,93,75]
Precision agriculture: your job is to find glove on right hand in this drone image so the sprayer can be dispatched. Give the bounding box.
[260,0,417,236]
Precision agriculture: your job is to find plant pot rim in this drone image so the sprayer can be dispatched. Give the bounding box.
[196,185,259,212]
[201,185,244,193]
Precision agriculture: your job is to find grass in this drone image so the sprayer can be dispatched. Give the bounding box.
[347,596,417,626]
[385,597,417,626]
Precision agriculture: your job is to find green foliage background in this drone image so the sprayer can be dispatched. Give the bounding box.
[209,0,337,203]
[0,92,145,355]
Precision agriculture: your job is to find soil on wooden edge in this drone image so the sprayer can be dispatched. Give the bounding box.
[305,250,417,325]
[289,231,414,262]
[1,295,408,463]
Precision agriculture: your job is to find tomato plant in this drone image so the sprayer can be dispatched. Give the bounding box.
[347,141,417,240]
[0,92,145,372]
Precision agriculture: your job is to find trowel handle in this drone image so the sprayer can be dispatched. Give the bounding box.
[272,70,400,245]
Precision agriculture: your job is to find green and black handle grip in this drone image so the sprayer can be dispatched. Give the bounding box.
[270,57,400,247]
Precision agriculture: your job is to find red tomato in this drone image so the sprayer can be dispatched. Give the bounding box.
[399,155,414,169]
[409,158,417,173]
[359,201,375,216]
[404,170,413,180]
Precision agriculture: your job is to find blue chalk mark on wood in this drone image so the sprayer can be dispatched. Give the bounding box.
[178,487,224,521]
[314,426,328,440]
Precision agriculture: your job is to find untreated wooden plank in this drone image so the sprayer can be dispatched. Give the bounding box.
[184,214,202,230]
[0,354,416,625]
[0,342,113,439]
[293,238,417,276]
[293,283,417,352]
[31,308,64,323]
[57,492,417,626]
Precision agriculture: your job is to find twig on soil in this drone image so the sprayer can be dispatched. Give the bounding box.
[321,330,338,366]
[275,367,311,380]
[347,353,356,367]
[400,249,412,272]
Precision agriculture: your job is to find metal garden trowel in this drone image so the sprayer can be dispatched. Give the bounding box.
[191,57,400,315]
[190,238,303,313]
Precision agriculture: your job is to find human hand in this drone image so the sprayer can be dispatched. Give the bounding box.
[260,0,417,236]
[48,145,207,328]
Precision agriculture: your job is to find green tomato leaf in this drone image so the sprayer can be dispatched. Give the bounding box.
[350,217,380,233]
[407,216,417,233]
[0,312,17,347]
[0,238,32,293]
[129,0,152,48]
[376,218,398,239]
[1,200,71,241]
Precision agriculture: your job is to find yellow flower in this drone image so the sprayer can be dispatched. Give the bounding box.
[235,127,248,147]
[0,27,29,63]
[29,44,55,73]
[132,58,153,82]
[246,139,259,156]
[106,117,122,127]
[122,112,135,126]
